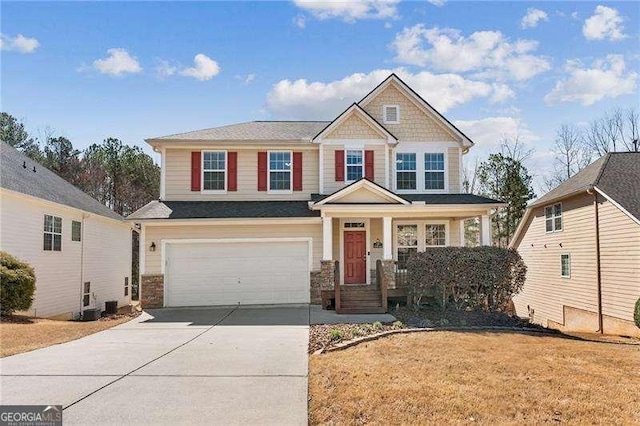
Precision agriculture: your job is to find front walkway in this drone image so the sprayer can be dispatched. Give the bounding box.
[0,305,309,425]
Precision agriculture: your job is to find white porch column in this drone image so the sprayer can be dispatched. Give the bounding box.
[322,216,333,260]
[459,219,465,247]
[480,214,491,246]
[383,216,393,260]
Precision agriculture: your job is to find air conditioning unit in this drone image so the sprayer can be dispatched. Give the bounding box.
[82,308,101,321]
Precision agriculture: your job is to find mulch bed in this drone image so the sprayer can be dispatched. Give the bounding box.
[0,311,140,324]
[309,306,543,353]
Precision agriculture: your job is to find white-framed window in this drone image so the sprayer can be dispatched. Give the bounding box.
[83,282,91,307]
[396,153,416,190]
[396,224,418,269]
[383,105,400,124]
[202,151,226,191]
[560,254,571,278]
[344,222,365,228]
[43,214,62,251]
[545,203,562,233]
[268,151,292,191]
[124,277,129,297]
[72,220,82,242]
[345,149,364,182]
[424,153,445,190]
[425,224,447,247]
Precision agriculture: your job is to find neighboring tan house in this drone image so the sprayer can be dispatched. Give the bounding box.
[0,142,133,319]
[510,153,640,337]
[128,74,503,313]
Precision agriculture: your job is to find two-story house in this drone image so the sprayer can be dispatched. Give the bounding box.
[128,74,503,313]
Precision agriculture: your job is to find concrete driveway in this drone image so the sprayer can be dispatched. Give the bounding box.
[0,305,310,425]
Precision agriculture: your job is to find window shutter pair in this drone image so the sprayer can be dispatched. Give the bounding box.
[257,152,303,191]
[334,150,374,181]
[190,152,238,191]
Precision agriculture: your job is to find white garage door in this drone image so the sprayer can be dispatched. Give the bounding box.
[164,239,310,307]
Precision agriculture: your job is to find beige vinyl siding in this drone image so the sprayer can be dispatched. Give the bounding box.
[322,144,386,194]
[0,190,131,318]
[447,147,461,193]
[361,84,460,142]
[449,219,462,247]
[597,195,640,322]
[144,222,323,274]
[513,194,598,329]
[324,113,387,139]
[164,148,319,201]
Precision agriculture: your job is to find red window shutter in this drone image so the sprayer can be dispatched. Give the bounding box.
[365,150,374,180]
[335,150,345,182]
[257,152,268,191]
[191,151,201,191]
[293,152,303,191]
[227,152,237,191]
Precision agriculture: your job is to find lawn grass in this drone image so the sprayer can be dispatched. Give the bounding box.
[0,315,137,357]
[309,331,640,425]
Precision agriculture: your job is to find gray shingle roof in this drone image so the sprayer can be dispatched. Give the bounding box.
[126,200,320,220]
[149,121,330,142]
[531,152,640,221]
[0,142,124,221]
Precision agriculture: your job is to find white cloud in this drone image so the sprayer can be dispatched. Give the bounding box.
[293,14,306,29]
[489,83,516,104]
[235,73,256,85]
[266,68,509,120]
[390,25,550,81]
[179,54,220,81]
[583,5,626,41]
[571,11,579,20]
[293,0,400,23]
[426,0,446,6]
[155,59,177,78]
[544,55,638,106]
[0,33,39,53]
[520,8,548,29]
[454,116,539,152]
[91,48,142,76]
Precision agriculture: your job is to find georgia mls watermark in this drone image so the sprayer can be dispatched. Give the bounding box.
[0,405,62,426]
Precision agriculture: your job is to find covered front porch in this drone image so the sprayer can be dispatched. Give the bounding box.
[308,180,502,314]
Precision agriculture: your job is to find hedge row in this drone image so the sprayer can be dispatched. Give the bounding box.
[0,251,36,316]
[406,246,526,312]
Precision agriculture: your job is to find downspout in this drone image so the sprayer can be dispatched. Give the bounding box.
[588,189,603,334]
[79,213,88,316]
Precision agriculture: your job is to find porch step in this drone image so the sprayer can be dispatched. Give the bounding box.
[337,307,387,314]
[340,292,382,301]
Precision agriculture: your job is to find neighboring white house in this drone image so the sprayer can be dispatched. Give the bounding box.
[0,142,133,319]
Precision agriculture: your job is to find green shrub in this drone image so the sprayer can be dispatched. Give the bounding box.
[372,321,383,330]
[406,246,527,312]
[634,297,640,329]
[392,320,404,329]
[328,329,343,341]
[0,251,36,316]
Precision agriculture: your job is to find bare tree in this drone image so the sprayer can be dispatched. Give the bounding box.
[543,124,591,191]
[500,134,534,163]
[462,157,480,194]
[623,108,639,152]
[585,107,639,155]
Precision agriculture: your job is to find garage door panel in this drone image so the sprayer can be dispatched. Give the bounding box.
[165,241,310,307]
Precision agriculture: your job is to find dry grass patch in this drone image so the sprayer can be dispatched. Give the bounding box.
[0,314,138,357]
[309,331,640,425]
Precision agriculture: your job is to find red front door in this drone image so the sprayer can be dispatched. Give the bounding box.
[344,231,366,284]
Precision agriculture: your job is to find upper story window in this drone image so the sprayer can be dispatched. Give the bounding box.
[72,220,82,242]
[269,151,292,191]
[44,214,62,251]
[383,105,400,124]
[545,203,562,233]
[560,254,571,278]
[396,153,416,190]
[203,151,226,191]
[424,153,445,190]
[346,150,364,182]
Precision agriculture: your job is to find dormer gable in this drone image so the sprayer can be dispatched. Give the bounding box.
[313,103,397,144]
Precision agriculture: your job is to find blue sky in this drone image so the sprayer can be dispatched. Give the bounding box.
[2,1,638,190]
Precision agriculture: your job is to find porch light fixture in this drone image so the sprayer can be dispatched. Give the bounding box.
[150,242,156,252]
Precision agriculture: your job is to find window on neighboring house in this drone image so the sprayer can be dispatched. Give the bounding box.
[345,150,364,182]
[425,224,446,247]
[124,277,129,297]
[545,203,562,232]
[560,254,571,278]
[383,105,400,124]
[72,221,82,242]
[269,151,292,190]
[43,214,62,251]
[396,153,416,190]
[396,224,418,270]
[203,151,226,191]
[424,153,445,190]
[83,282,91,307]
